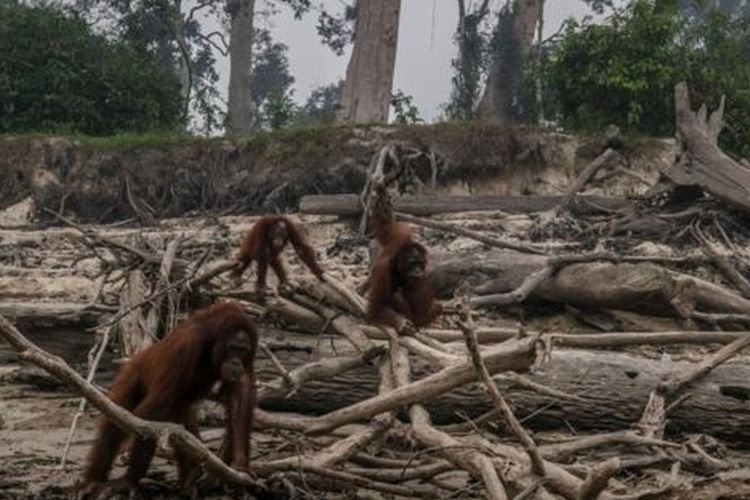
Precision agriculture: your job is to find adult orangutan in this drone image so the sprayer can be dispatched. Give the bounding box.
[77,302,258,499]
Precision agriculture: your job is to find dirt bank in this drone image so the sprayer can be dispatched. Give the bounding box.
[0,124,673,225]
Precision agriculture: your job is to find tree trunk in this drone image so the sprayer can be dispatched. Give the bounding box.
[478,0,544,122]
[447,0,491,120]
[0,302,102,328]
[664,82,750,213]
[170,4,192,123]
[253,336,750,444]
[21,326,748,443]
[118,270,154,357]
[226,0,255,134]
[431,250,750,316]
[337,0,401,124]
[431,250,697,316]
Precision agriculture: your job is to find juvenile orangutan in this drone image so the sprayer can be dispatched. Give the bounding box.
[366,209,441,335]
[231,215,325,298]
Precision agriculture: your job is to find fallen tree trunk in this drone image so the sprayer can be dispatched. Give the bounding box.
[431,250,697,316]
[0,302,105,328]
[689,275,750,314]
[251,336,750,444]
[8,322,750,444]
[432,250,750,316]
[299,194,632,216]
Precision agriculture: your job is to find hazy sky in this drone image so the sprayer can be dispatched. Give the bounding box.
[210,0,607,122]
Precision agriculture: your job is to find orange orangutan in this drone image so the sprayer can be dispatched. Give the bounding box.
[77,302,258,499]
[231,215,325,297]
[365,210,441,335]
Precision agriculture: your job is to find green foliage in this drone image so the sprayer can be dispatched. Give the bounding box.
[315,2,357,55]
[530,0,750,157]
[75,0,221,134]
[391,90,423,125]
[681,5,750,156]
[261,90,298,131]
[533,1,684,135]
[0,5,182,135]
[245,28,297,131]
[446,2,492,121]
[295,81,344,127]
[250,29,295,120]
[75,131,199,151]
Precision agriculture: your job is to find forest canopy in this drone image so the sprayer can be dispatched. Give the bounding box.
[529,0,750,157]
[0,0,748,159]
[0,5,183,135]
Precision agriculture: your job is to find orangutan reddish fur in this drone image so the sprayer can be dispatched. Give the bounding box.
[78,302,258,497]
[232,215,324,291]
[366,210,441,333]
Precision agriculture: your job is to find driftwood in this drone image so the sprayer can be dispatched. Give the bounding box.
[557,148,621,213]
[664,82,750,212]
[529,147,624,238]
[143,237,181,337]
[0,266,234,332]
[303,335,539,435]
[458,304,545,477]
[392,342,511,500]
[300,193,632,216]
[693,225,750,300]
[578,457,620,500]
[431,249,750,318]
[11,295,750,443]
[396,211,548,255]
[6,279,689,498]
[637,334,750,440]
[118,269,153,356]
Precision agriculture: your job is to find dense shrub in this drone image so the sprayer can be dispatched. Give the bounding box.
[529,0,750,157]
[0,5,183,135]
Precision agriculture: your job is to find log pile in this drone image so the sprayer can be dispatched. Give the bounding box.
[3,83,750,498]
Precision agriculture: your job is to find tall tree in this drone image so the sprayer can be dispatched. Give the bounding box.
[447,0,491,120]
[478,0,544,122]
[226,0,255,134]
[338,0,401,124]
[0,4,182,135]
[70,0,224,133]
[249,28,294,128]
[224,0,309,134]
[296,81,345,126]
